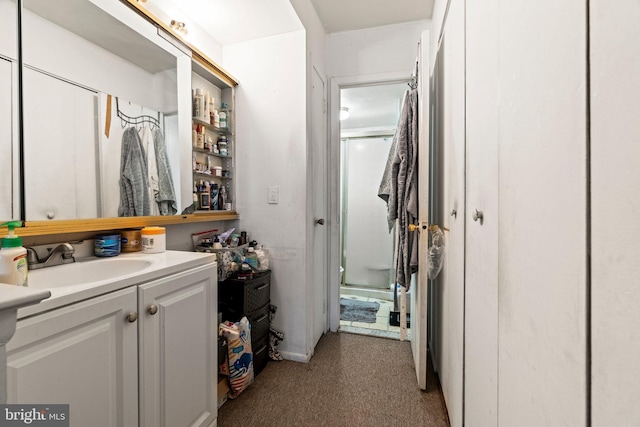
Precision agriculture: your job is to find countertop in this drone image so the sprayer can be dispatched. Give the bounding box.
[17,250,216,319]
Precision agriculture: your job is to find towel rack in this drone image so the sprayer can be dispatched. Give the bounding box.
[116,96,160,129]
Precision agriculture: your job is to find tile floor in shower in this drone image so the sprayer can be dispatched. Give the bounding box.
[339,291,411,340]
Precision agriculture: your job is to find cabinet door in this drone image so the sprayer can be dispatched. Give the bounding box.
[591,0,640,424]
[138,263,216,427]
[6,287,138,427]
[498,0,587,424]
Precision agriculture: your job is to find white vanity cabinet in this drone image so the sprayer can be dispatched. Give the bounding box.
[5,286,139,427]
[5,259,217,427]
[138,263,217,427]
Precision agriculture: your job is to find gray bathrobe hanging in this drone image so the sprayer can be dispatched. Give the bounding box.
[378,88,419,290]
[118,127,151,217]
[153,128,178,216]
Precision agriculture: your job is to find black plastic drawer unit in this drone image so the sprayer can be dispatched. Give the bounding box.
[219,270,271,322]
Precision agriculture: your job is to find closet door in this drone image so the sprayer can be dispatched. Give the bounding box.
[439,0,465,425]
[591,0,640,425]
[464,0,499,424]
[497,0,587,424]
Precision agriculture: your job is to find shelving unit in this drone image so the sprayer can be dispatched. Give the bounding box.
[192,58,236,214]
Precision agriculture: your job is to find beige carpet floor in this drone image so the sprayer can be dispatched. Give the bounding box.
[218,332,450,427]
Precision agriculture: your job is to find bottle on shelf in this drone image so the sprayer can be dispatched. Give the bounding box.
[192,124,197,147]
[193,183,199,210]
[203,91,210,122]
[194,88,204,120]
[196,124,204,149]
[199,180,210,210]
[209,96,216,125]
[218,185,225,211]
[214,108,220,128]
[219,102,228,129]
[210,181,219,210]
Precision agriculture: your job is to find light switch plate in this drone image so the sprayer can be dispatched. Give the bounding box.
[268,186,279,204]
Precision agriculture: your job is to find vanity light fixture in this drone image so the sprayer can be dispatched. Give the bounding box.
[340,107,350,121]
[170,20,188,35]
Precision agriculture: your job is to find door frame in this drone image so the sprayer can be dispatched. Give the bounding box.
[328,71,416,332]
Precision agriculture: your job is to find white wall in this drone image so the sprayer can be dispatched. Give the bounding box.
[223,31,309,360]
[326,20,430,79]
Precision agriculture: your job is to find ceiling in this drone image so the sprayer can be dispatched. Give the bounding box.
[311,0,434,33]
[151,0,433,46]
[151,0,303,46]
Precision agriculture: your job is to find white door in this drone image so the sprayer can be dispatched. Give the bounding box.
[439,1,466,425]
[412,30,430,390]
[311,65,328,350]
[138,264,216,427]
[6,287,138,427]
[464,0,499,424]
[497,0,587,424]
[591,1,640,424]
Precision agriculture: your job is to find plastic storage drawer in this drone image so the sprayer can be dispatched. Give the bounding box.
[253,335,269,376]
[248,304,270,344]
[219,270,271,321]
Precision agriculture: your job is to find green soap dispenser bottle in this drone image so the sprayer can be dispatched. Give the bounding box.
[0,221,28,287]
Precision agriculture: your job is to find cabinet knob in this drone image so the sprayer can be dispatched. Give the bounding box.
[127,312,138,323]
[314,218,325,226]
[450,209,457,218]
[47,211,55,220]
[148,305,158,315]
[472,209,484,223]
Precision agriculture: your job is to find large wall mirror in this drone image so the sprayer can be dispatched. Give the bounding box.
[0,0,19,222]
[20,0,193,221]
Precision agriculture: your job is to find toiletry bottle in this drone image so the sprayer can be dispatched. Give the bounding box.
[192,124,197,146]
[193,184,199,210]
[209,96,215,125]
[219,185,227,210]
[199,180,210,210]
[214,109,220,128]
[0,221,28,287]
[210,182,219,210]
[203,91,210,123]
[219,102,228,129]
[194,88,203,120]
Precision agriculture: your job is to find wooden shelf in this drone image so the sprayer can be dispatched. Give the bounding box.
[4,212,240,238]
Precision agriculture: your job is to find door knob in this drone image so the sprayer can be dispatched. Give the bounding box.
[314,218,325,226]
[472,209,483,223]
[148,305,158,315]
[127,312,138,323]
[450,209,457,218]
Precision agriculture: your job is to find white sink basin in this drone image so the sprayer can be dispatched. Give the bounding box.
[28,257,157,289]
[17,250,216,320]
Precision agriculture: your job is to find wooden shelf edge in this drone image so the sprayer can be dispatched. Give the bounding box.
[6,212,239,238]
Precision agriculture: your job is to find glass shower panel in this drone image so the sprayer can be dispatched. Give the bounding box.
[342,136,394,289]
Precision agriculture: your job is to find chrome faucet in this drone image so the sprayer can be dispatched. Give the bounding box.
[26,243,76,270]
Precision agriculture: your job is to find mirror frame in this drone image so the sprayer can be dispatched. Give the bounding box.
[10,0,239,237]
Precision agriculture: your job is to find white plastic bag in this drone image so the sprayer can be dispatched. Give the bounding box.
[427,225,446,280]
